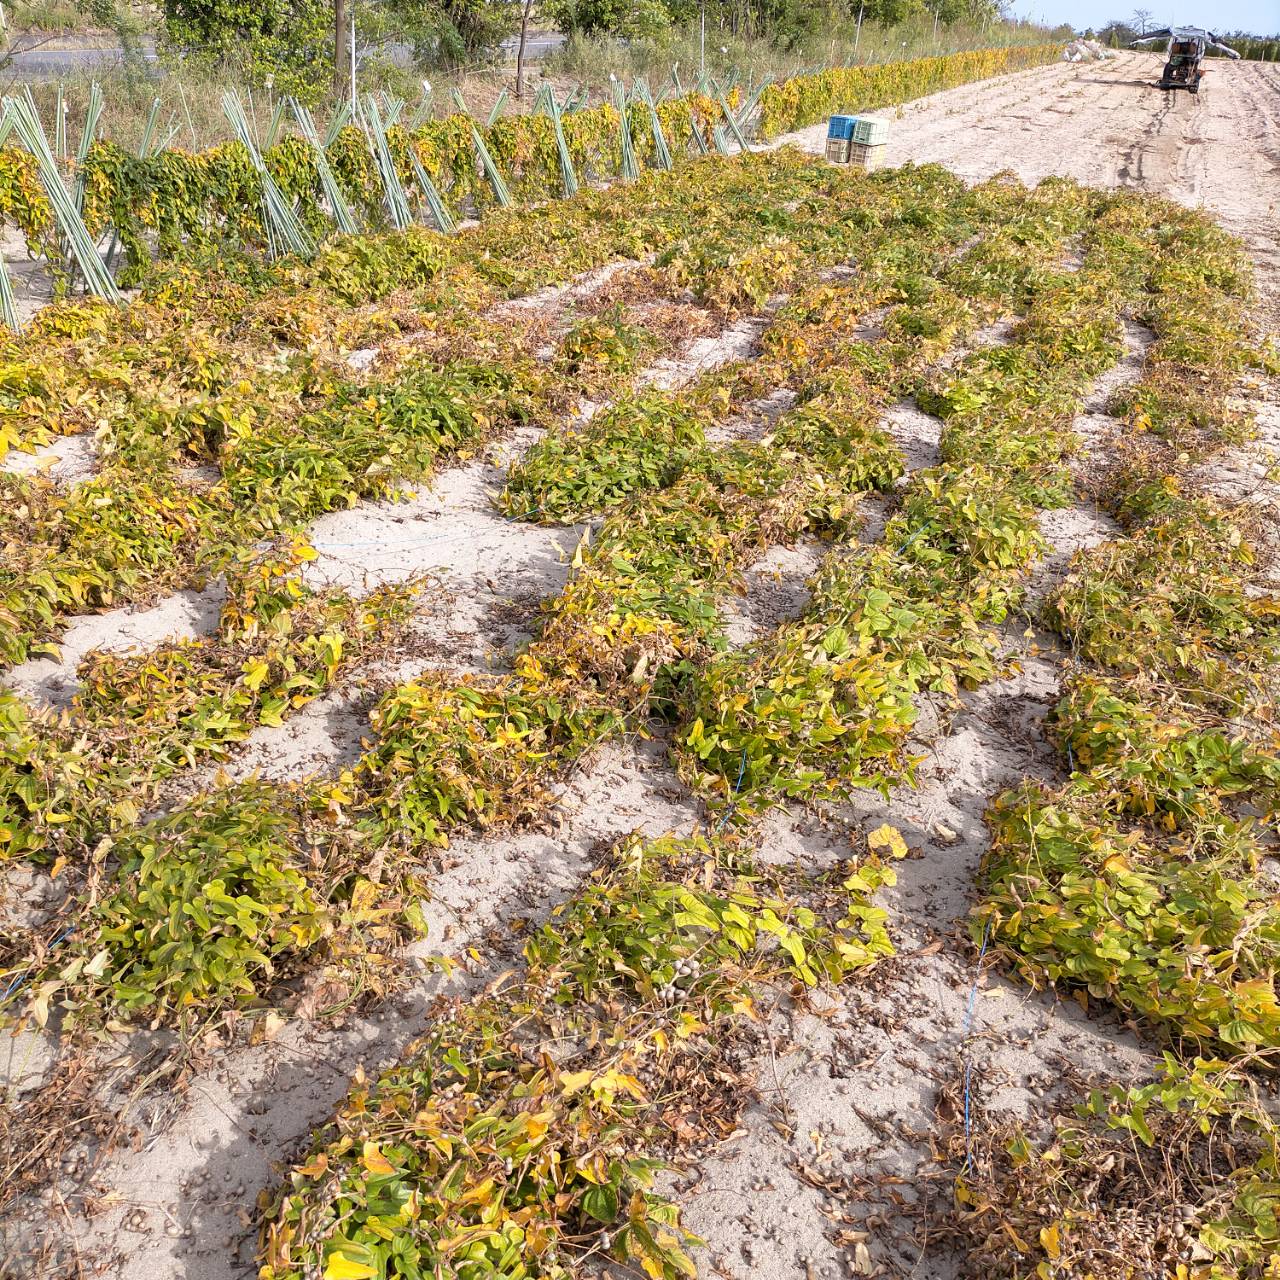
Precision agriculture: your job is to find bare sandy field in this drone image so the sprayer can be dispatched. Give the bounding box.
[776,51,1280,320]
[3,51,1279,1280]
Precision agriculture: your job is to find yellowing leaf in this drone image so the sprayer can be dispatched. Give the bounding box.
[866,823,908,859]
[559,1069,594,1095]
[360,1141,395,1177]
[1040,1223,1061,1258]
[324,1256,376,1280]
[295,1153,329,1178]
[241,659,270,693]
[457,1176,495,1207]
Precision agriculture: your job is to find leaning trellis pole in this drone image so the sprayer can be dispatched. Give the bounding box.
[53,85,65,161]
[470,122,511,207]
[535,83,577,199]
[71,81,103,213]
[719,94,750,153]
[5,93,120,302]
[265,97,288,147]
[137,98,162,158]
[0,251,18,331]
[734,75,772,132]
[155,110,183,154]
[364,93,413,231]
[324,100,352,149]
[382,93,405,127]
[222,90,314,261]
[176,80,198,146]
[636,79,672,170]
[0,106,20,334]
[611,77,638,180]
[406,147,456,234]
[446,88,511,206]
[408,80,433,128]
[293,99,357,236]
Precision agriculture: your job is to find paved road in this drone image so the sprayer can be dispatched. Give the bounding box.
[3,31,564,75]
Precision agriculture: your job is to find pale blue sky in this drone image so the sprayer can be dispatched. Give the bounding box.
[1006,0,1278,34]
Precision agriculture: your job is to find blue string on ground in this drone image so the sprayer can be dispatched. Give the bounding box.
[1,923,75,1004]
[961,918,992,1173]
[714,747,749,833]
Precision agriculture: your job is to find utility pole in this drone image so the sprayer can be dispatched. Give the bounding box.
[334,0,348,92]
[515,0,535,99]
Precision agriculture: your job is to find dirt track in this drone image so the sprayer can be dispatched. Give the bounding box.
[777,51,1280,319]
[5,52,1280,1280]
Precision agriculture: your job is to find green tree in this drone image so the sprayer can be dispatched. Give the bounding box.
[161,0,333,96]
[363,0,522,65]
[544,0,674,38]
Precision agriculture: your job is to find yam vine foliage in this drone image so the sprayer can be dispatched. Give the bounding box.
[3,130,1278,1278]
[2,155,985,1032]
[755,44,1059,137]
[676,176,1172,819]
[0,45,1059,287]
[962,164,1280,1279]
[261,830,903,1280]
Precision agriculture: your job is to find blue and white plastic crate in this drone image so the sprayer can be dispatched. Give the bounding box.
[827,114,856,140]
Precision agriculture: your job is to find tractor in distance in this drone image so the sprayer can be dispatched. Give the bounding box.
[1130,27,1241,93]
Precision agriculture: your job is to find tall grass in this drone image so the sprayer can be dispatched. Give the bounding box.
[15,16,1067,153]
[2,0,94,36]
[1214,32,1280,61]
[545,16,1067,89]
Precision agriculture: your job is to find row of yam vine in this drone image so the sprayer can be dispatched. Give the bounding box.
[5,127,1280,1274]
[0,44,1060,285]
[259,175,1276,1278]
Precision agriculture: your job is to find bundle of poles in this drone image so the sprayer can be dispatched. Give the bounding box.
[0,70,767,330]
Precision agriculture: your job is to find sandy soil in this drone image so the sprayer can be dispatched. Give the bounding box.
[4,52,1279,1280]
[775,52,1280,323]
